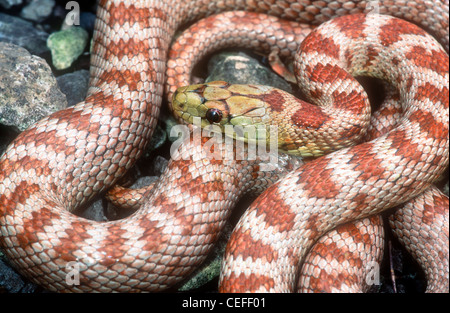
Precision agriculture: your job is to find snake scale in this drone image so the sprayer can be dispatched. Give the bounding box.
[0,0,448,292]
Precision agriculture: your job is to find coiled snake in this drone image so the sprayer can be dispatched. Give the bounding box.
[0,0,448,292]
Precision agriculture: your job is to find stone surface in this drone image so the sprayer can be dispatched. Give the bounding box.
[0,42,67,131]
[56,69,89,106]
[0,0,22,9]
[20,0,55,22]
[206,51,292,93]
[47,26,89,70]
[0,12,49,56]
[0,259,37,293]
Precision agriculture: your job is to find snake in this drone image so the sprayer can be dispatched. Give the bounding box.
[169,9,449,292]
[0,0,448,293]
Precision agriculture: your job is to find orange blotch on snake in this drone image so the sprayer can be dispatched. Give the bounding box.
[333,14,367,39]
[406,47,449,77]
[300,31,341,59]
[263,89,285,112]
[291,105,329,129]
[379,17,425,47]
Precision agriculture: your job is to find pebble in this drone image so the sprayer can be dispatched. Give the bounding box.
[47,26,89,70]
[0,12,49,56]
[0,0,22,9]
[20,0,55,23]
[0,42,67,131]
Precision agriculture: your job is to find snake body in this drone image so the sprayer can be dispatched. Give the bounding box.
[0,0,448,292]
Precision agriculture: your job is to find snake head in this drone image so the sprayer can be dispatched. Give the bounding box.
[172,80,275,144]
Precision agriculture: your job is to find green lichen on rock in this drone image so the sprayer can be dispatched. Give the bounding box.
[178,256,222,291]
[47,26,88,70]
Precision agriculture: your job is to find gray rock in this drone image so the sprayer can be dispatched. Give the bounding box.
[206,51,292,93]
[0,0,22,9]
[131,176,159,189]
[151,155,169,176]
[56,69,89,107]
[146,124,167,152]
[0,12,49,56]
[0,124,19,158]
[0,259,37,293]
[0,42,67,131]
[78,199,108,222]
[79,12,97,32]
[20,0,55,23]
[165,115,181,142]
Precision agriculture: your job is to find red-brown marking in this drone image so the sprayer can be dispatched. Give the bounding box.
[18,205,56,247]
[332,89,367,115]
[291,103,329,129]
[305,63,351,85]
[225,227,278,263]
[263,90,286,112]
[256,188,297,233]
[105,38,152,65]
[379,17,426,47]
[296,156,341,199]
[0,181,40,216]
[187,176,226,203]
[408,109,447,143]
[348,141,385,183]
[430,192,450,219]
[405,46,449,77]
[94,69,143,93]
[52,216,93,263]
[333,14,367,39]
[97,223,130,267]
[107,1,166,29]
[364,44,380,68]
[300,31,341,59]
[388,128,442,167]
[304,270,346,292]
[415,83,449,109]
[219,272,276,293]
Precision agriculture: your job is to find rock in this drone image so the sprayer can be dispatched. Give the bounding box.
[78,199,108,222]
[20,0,55,23]
[0,0,22,9]
[151,155,169,176]
[178,256,222,291]
[47,26,89,70]
[0,42,67,131]
[146,124,167,152]
[79,12,97,32]
[56,69,89,106]
[165,115,181,142]
[0,259,38,293]
[206,51,293,93]
[131,176,159,189]
[0,124,19,158]
[0,12,49,56]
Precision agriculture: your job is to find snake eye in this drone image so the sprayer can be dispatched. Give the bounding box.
[205,108,223,124]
